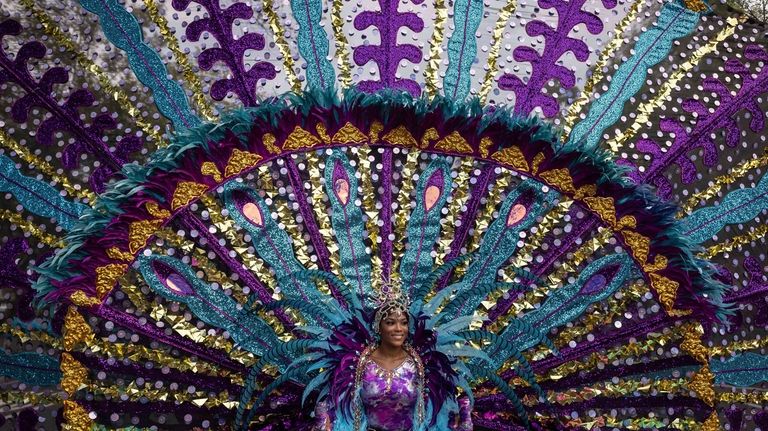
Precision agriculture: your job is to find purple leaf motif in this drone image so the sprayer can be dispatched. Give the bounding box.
[353,0,424,96]
[173,0,276,106]
[0,239,34,321]
[0,20,142,193]
[497,0,606,118]
[620,45,768,200]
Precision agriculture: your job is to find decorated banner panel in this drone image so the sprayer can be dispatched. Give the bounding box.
[0,0,766,429]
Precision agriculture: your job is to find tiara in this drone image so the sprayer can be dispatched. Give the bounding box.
[372,277,409,334]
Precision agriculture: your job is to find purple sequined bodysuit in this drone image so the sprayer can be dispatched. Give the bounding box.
[360,357,418,431]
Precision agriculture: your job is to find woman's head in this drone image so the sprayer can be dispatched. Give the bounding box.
[378,309,408,348]
[374,302,409,348]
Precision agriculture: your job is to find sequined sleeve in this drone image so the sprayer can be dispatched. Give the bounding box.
[313,399,332,431]
[450,397,473,431]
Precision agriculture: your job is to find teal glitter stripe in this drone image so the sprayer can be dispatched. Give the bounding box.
[451,180,554,316]
[443,0,483,100]
[79,0,200,129]
[0,350,61,386]
[712,352,768,386]
[399,159,453,297]
[508,254,635,352]
[291,0,336,89]
[0,155,86,230]
[137,254,278,356]
[323,151,372,303]
[565,0,702,151]
[221,183,327,312]
[680,172,768,244]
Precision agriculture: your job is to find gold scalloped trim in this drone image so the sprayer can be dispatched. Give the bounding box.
[420,128,439,149]
[316,124,331,144]
[145,201,171,219]
[332,122,367,144]
[263,133,281,154]
[69,291,101,307]
[490,146,529,171]
[61,353,87,395]
[539,168,575,194]
[95,264,128,300]
[435,131,473,153]
[201,161,223,182]
[106,247,134,262]
[583,196,617,227]
[63,307,94,351]
[369,121,384,144]
[171,181,209,210]
[128,219,164,254]
[63,400,93,431]
[621,230,650,264]
[225,149,263,177]
[283,126,321,150]
[382,125,418,147]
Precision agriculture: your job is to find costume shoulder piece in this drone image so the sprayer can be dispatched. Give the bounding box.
[0,1,766,430]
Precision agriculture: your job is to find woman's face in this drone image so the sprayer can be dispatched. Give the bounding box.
[379,312,408,348]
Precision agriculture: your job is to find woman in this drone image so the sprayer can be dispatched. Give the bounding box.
[314,297,473,431]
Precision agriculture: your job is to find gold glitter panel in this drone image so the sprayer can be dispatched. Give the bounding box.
[507,199,573,269]
[392,150,422,275]
[358,146,380,259]
[261,0,301,92]
[331,0,353,88]
[435,158,474,266]
[423,0,447,98]
[306,153,342,275]
[258,163,316,269]
[0,208,63,247]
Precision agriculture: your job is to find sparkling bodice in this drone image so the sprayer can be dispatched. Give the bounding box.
[360,356,418,431]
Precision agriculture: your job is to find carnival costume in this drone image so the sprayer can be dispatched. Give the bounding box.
[1,0,768,429]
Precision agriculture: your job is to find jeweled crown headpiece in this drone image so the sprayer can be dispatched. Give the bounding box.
[372,277,409,334]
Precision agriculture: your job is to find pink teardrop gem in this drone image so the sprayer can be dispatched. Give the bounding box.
[334,179,350,205]
[424,185,440,211]
[243,202,263,226]
[507,204,527,226]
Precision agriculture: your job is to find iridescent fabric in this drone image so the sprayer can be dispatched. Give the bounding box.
[360,357,418,431]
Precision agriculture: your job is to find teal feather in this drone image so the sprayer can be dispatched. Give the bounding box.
[222,184,329,322]
[449,181,555,317]
[410,252,478,314]
[137,254,278,357]
[0,350,61,386]
[262,298,347,325]
[400,159,453,298]
[509,254,633,351]
[438,282,527,323]
[302,369,331,406]
[283,269,365,323]
[0,155,87,230]
[469,365,531,429]
[324,152,372,303]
